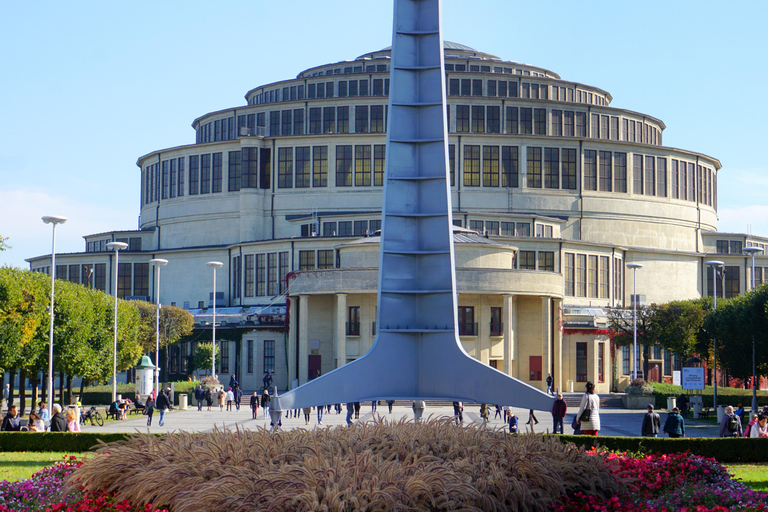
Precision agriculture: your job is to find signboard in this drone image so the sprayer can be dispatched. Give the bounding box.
[673,371,681,386]
[682,367,705,390]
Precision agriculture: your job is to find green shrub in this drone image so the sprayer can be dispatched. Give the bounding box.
[0,433,158,452]
[555,435,768,462]
[650,382,768,410]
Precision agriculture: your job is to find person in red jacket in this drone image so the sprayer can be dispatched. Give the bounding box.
[552,393,567,434]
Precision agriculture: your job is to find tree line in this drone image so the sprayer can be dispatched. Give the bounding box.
[609,284,768,387]
[0,266,194,413]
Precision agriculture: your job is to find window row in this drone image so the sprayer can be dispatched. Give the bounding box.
[298,249,336,270]
[447,78,608,106]
[251,71,390,106]
[231,252,289,300]
[564,253,617,299]
[85,237,142,253]
[620,346,682,377]
[50,262,148,299]
[465,219,536,238]
[516,251,555,271]
[706,265,741,299]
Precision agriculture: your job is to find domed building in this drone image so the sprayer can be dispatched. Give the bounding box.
[28,42,767,394]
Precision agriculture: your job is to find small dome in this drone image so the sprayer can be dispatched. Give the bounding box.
[135,355,156,369]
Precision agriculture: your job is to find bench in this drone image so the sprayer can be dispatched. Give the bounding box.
[697,407,711,419]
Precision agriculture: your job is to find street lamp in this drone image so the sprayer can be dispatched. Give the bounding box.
[107,241,128,403]
[149,258,168,397]
[743,246,763,414]
[42,215,67,419]
[206,261,223,380]
[626,263,643,381]
[706,260,725,411]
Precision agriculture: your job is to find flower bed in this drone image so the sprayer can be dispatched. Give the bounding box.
[0,457,167,512]
[554,451,768,512]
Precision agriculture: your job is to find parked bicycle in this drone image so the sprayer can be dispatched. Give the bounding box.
[80,406,104,426]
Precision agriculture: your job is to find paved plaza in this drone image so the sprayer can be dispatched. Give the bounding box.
[78,395,722,438]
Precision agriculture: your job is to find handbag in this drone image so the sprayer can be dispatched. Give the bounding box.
[578,397,592,423]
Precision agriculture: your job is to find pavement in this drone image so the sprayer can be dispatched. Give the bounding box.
[78,396,721,438]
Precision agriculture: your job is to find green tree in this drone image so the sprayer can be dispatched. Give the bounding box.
[651,298,710,359]
[607,305,655,347]
[133,301,193,379]
[0,235,9,252]
[191,343,219,376]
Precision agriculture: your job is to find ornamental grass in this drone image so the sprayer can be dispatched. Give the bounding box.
[67,417,620,512]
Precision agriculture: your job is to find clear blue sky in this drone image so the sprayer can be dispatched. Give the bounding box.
[2,1,766,268]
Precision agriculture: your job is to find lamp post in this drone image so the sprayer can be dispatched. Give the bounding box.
[706,260,725,411]
[743,246,763,414]
[149,258,168,397]
[107,241,128,403]
[626,263,643,381]
[206,261,223,380]
[42,215,67,418]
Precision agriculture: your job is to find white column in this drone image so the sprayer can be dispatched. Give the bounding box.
[541,296,552,392]
[503,294,515,376]
[553,298,563,392]
[287,296,297,386]
[335,293,347,368]
[298,295,310,386]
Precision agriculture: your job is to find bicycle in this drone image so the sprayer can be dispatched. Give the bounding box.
[80,406,104,426]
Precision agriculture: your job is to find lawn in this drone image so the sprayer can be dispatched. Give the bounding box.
[0,452,85,482]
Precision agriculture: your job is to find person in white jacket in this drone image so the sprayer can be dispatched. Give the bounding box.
[750,414,768,438]
[226,388,235,411]
[575,381,601,435]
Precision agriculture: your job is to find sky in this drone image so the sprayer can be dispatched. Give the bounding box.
[1,1,767,268]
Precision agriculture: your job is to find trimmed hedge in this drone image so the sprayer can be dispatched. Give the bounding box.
[0,432,160,452]
[555,434,768,462]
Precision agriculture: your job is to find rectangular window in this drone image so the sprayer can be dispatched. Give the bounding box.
[354,220,368,236]
[228,151,241,192]
[322,107,335,134]
[614,257,623,302]
[584,150,597,191]
[279,250,289,294]
[565,253,575,296]
[487,106,500,133]
[598,151,612,192]
[633,154,643,195]
[373,145,385,186]
[200,154,211,194]
[501,146,518,188]
[534,108,546,135]
[598,343,605,382]
[317,250,334,269]
[576,254,587,297]
[449,78,459,96]
[277,147,293,188]
[471,105,485,133]
[347,306,360,335]
[355,105,368,133]
[169,159,177,198]
[526,147,542,188]
[263,340,275,372]
[458,306,476,336]
[294,108,304,135]
[269,111,280,136]
[544,148,559,189]
[299,250,315,270]
[588,255,598,298]
[161,160,169,200]
[551,110,562,136]
[538,251,554,271]
[231,256,241,300]
[489,306,502,336]
[505,106,518,134]
[322,222,337,236]
[370,105,385,133]
[211,153,222,193]
[576,343,587,382]
[644,155,655,196]
[656,157,667,197]
[189,155,199,195]
[456,105,470,133]
[575,112,586,137]
[354,145,372,186]
[267,253,277,296]
[561,148,577,190]
[520,108,532,134]
[256,254,266,296]
[610,117,619,140]
[247,340,254,374]
[335,145,352,187]
[338,221,352,236]
[295,147,311,188]
[599,256,609,298]
[518,251,536,270]
[336,106,349,134]
[244,254,254,297]
[613,152,627,193]
[309,107,321,134]
[133,263,149,297]
[516,223,531,237]
[117,262,132,299]
[281,110,292,136]
[564,111,574,137]
[220,341,229,374]
[482,146,499,187]
[463,145,480,187]
[312,146,328,187]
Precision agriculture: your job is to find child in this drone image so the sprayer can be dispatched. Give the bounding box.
[508,412,519,434]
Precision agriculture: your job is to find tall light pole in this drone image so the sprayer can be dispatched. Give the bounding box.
[627,263,643,381]
[42,215,67,418]
[207,261,223,380]
[149,258,168,397]
[743,246,763,414]
[706,260,724,411]
[107,241,128,402]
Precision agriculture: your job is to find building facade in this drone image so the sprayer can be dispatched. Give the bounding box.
[28,42,767,394]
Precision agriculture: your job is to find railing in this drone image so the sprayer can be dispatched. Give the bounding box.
[346,321,361,336]
[458,322,478,336]
[489,322,503,336]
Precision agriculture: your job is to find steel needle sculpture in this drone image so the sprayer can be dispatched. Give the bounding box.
[270,0,553,425]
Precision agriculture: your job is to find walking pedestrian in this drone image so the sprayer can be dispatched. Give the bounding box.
[546,373,554,395]
[480,403,489,422]
[508,412,519,434]
[303,406,312,425]
[345,402,354,426]
[145,396,155,426]
[260,390,271,412]
[250,392,259,419]
[452,401,464,425]
[387,400,395,414]
[494,405,502,419]
[552,393,567,434]
[641,404,661,437]
[217,388,226,412]
[226,388,234,411]
[663,407,685,438]
[234,386,243,411]
[354,401,361,419]
[720,405,743,437]
[205,387,212,411]
[317,404,324,425]
[575,381,600,436]
[371,400,377,413]
[155,388,171,427]
[195,385,205,411]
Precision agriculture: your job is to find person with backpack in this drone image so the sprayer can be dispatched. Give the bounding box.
[719,405,743,437]
[662,407,685,438]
